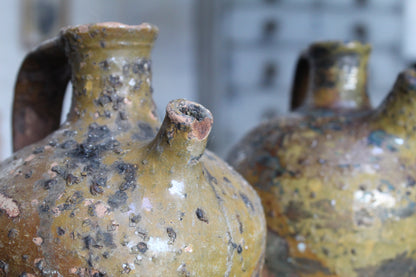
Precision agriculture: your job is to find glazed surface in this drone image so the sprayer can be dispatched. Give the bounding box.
[0,124,265,276]
[0,22,266,276]
[229,70,416,276]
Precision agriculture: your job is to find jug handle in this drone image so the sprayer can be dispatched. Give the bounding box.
[290,52,310,111]
[12,36,70,152]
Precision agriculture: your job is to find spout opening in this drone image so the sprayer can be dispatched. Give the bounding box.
[179,104,207,122]
[167,99,213,141]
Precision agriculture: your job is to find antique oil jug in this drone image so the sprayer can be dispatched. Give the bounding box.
[0,22,266,276]
[229,42,416,276]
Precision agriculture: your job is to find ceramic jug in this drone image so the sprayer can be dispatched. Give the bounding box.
[228,42,416,276]
[0,22,266,276]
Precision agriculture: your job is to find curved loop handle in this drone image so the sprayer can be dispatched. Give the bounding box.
[289,51,310,111]
[12,36,70,152]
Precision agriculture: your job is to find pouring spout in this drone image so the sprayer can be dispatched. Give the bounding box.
[148,99,213,166]
[371,68,416,136]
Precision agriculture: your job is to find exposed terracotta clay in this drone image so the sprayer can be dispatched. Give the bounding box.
[0,193,20,218]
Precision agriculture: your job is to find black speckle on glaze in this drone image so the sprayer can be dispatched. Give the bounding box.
[96,95,111,107]
[99,60,109,71]
[356,252,416,277]
[100,231,116,249]
[236,214,244,234]
[407,176,416,188]
[132,59,151,75]
[24,170,32,179]
[66,174,80,186]
[41,179,56,191]
[48,139,58,147]
[35,259,45,270]
[367,130,400,152]
[57,227,66,236]
[84,235,96,250]
[51,165,66,177]
[239,192,255,212]
[368,130,387,147]
[0,260,8,274]
[132,121,156,140]
[107,191,128,209]
[63,130,77,137]
[119,111,127,120]
[90,182,104,195]
[196,208,209,223]
[87,124,110,143]
[38,204,50,213]
[8,229,18,239]
[167,227,177,244]
[293,257,332,275]
[108,75,121,88]
[60,139,77,149]
[137,242,148,253]
[129,213,141,226]
[122,64,130,75]
[114,162,137,192]
[33,146,44,154]
[203,168,218,186]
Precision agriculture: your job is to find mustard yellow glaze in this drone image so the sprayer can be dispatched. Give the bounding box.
[0,22,266,276]
[229,40,416,277]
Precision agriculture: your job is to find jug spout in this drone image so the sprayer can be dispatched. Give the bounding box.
[148,99,213,166]
[372,68,416,136]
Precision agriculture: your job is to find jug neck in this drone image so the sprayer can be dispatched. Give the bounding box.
[293,41,371,112]
[62,23,159,128]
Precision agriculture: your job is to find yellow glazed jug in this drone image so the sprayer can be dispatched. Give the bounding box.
[229,41,416,276]
[0,22,266,276]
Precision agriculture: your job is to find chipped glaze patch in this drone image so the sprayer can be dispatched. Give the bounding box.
[95,202,110,218]
[184,245,193,253]
[371,147,384,155]
[147,237,172,253]
[141,197,152,211]
[32,237,43,246]
[297,242,306,253]
[24,154,36,162]
[169,180,185,198]
[128,79,136,87]
[0,193,20,218]
[354,190,396,208]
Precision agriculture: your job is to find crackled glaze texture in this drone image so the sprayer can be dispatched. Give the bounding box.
[229,42,416,276]
[0,22,266,276]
